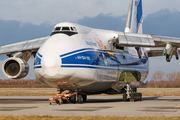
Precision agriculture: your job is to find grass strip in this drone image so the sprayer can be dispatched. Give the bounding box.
[140,91,180,96]
[0,115,180,120]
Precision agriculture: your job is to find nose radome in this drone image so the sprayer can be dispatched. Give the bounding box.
[36,34,72,77]
[43,57,56,68]
[41,53,61,77]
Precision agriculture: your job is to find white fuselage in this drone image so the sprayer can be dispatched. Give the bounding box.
[34,22,149,94]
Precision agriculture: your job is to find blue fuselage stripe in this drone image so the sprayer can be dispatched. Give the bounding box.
[34,48,149,71]
[60,48,94,58]
[37,53,43,58]
[34,66,42,69]
[61,48,148,67]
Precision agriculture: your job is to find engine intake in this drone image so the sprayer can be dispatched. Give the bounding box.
[2,57,29,79]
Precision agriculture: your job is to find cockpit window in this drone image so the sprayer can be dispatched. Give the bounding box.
[62,27,70,31]
[55,27,61,31]
[53,26,77,32]
[51,26,78,36]
[73,27,77,31]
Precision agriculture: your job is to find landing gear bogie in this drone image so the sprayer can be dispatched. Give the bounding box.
[123,84,143,102]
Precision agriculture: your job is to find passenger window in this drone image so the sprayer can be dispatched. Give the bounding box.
[55,27,61,31]
[62,27,70,31]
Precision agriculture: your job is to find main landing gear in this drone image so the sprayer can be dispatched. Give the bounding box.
[49,90,87,105]
[123,84,142,102]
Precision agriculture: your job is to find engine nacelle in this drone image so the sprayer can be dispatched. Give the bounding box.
[2,57,29,79]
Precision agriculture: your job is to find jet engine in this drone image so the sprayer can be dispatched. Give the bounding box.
[163,44,179,62]
[2,57,29,79]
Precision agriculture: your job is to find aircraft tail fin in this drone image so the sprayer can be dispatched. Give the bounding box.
[124,0,143,34]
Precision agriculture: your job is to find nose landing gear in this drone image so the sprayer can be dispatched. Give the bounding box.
[49,90,87,105]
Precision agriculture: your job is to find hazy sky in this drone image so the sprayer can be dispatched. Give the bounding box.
[0,0,180,24]
[0,0,180,81]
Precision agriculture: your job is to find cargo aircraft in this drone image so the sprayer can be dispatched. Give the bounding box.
[1,0,180,103]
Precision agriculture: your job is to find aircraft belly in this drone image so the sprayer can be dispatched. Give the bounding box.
[35,63,148,92]
[34,67,117,91]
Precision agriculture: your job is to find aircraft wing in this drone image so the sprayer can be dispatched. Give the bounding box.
[117,32,180,58]
[144,48,164,57]
[145,48,180,57]
[0,36,49,55]
[118,32,180,48]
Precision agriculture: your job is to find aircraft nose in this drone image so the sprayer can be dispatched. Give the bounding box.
[43,57,56,68]
[35,34,73,79]
[41,53,61,77]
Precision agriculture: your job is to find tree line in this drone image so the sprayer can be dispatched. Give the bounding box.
[140,71,180,88]
[0,71,180,88]
[0,79,50,88]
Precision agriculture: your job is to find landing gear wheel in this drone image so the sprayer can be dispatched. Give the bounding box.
[137,93,140,101]
[131,93,134,100]
[130,93,142,102]
[137,93,142,101]
[70,95,76,103]
[123,93,127,102]
[134,93,137,101]
[63,99,67,104]
[56,100,59,104]
[140,93,142,101]
[82,95,87,102]
[77,95,83,104]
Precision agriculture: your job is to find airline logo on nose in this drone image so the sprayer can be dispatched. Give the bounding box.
[135,0,140,6]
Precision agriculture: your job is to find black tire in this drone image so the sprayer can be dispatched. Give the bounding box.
[50,102,52,105]
[77,94,83,104]
[137,93,140,101]
[135,93,138,101]
[123,93,127,102]
[56,100,59,104]
[63,99,67,104]
[82,95,87,102]
[131,93,134,100]
[70,95,76,103]
[139,93,142,101]
[138,93,141,101]
[134,93,141,101]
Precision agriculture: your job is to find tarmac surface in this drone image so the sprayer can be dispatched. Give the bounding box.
[0,96,180,116]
